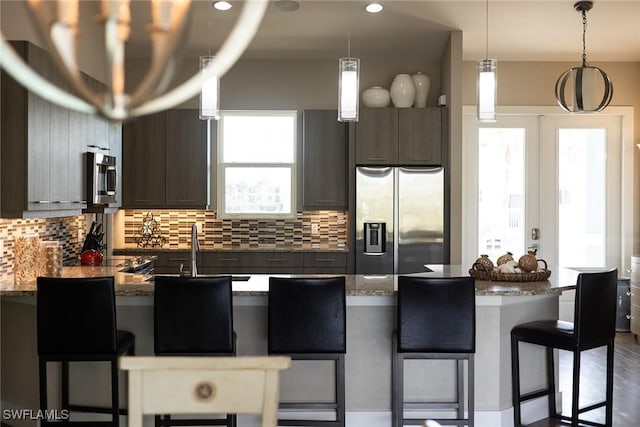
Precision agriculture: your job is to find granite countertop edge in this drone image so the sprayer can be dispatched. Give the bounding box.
[1,266,578,297]
[113,248,349,253]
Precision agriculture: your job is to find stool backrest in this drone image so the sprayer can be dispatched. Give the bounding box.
[120,356,291,427]
[574,269,618,346]
[268,277,346,354]
[154,276,234,355]
[37,276,118,355]
[397,276,476,353]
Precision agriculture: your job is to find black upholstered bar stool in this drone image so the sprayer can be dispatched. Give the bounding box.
[511,269,618,427]
[153,275,236,427]
[392,276,476,427]
[268,276,347,427]
[37,276,135,426]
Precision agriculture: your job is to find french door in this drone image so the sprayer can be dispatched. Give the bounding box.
[463,109,627,299]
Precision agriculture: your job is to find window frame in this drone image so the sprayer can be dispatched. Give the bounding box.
[216,110,298,219]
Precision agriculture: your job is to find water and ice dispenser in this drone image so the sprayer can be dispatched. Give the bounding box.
[364,222,386,254]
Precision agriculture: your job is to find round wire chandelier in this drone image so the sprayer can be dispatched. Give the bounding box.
[0,0,268,121]
[555,1,613,113]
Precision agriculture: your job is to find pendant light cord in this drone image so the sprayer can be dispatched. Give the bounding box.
[581,9,588,67]
[485,0,489,59]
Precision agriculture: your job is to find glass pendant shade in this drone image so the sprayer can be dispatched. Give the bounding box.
[199,56,220,120]
[338,57,359,122]
[477,58,497,123]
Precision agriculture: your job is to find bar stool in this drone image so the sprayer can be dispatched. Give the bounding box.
[268,277,346,427]
[392,276,476,427]
[37,276,135,426]
[511,269,618,427]
[154,275,236,427]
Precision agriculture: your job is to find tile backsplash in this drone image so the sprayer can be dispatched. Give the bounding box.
[119,210,348,251]
[0,216,86,281]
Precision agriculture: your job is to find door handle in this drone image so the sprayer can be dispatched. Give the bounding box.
[531,228,540,240]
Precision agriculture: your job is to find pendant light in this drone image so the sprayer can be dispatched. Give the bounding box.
[200,4,220,121]
[338,32,360,122]
[199,56,220,120]
[477,0,497,123]
[0,0,268,121]
[555,1,613,113]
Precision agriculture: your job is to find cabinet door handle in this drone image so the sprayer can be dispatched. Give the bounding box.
[315,258,335,262]
[73,200,87,204]
[266,258,286,262]
[53,200,71,204]
[176,199,197,202]
[33,200,51,204]
[367,157,387,161]
[100,146,110,151]
[220,258,240,262]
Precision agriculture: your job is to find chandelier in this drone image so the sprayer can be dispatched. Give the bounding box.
[0,0,268,121]
[554,1,613,113]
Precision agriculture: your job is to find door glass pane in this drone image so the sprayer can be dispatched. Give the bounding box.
[477,129,525,258]
[558,129,606,267]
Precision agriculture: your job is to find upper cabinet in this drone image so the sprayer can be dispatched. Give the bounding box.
[355,107,443,166]
[302,110,347,209]
[1,41,121,218]
[122,109,208,209]
[1,42,77,217]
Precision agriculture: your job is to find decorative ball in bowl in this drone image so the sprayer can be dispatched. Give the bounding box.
[362,86,391,108]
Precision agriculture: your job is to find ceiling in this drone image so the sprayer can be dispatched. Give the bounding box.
[137,0,640,62]
[2,1,640,63]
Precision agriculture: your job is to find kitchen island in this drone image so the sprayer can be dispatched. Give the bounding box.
[1,267,578,427]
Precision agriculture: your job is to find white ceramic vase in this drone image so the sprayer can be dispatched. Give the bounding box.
[389,74,416,108]
[411,72,431,108]
[361,86,391,108]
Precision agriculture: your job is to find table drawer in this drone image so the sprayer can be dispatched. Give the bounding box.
[631,256,640,283]
[631,303,640,335]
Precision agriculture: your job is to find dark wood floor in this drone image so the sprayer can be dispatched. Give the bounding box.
[527,332,640,426]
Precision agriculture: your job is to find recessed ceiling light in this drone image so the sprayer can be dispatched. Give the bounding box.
[275,0,300,12]
[365,3,383,13]
[213,1,232,11]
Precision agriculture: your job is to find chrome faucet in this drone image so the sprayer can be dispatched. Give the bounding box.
[190,223,199,277]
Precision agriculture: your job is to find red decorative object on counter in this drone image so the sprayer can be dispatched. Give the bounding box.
[80,250,103,266]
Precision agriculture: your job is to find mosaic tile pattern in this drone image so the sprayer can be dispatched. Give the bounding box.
[0,216,86,281]
[122,210,348,251]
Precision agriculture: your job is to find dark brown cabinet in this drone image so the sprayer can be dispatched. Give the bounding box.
[302,110,347,209]
[1,41,100,218]
[355,107,442,166]
[122,109,208,209]
[122,112,166,207]
[200,252,305,274]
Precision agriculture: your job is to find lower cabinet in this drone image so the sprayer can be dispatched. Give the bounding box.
[115,250,347,275]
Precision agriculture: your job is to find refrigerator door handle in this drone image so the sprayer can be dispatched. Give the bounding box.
[399,166,444,174]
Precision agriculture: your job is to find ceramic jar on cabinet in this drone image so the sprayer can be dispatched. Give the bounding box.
[389,74,415,108]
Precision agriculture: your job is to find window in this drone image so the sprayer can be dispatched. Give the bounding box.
[217,111,297,217]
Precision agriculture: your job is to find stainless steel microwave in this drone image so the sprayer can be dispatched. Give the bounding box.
[86,152,117,205]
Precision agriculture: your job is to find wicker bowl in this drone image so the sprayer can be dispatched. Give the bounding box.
[469,268,551,282]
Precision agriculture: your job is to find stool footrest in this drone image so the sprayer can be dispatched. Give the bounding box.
[280,402,338,410]
[404,402,461,410]
[518,388,551,403]
[554,415,607,427]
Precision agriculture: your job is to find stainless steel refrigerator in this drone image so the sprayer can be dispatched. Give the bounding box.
[356,166,448,274]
